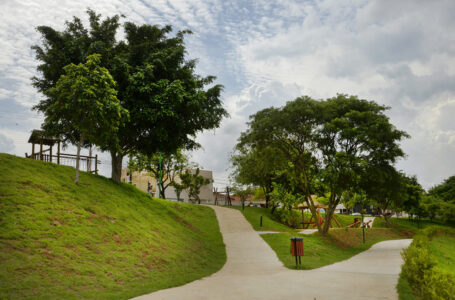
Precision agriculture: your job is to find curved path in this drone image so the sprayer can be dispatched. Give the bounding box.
[133,206,412,300]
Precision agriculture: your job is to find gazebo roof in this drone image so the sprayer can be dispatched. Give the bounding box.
[28,130,61,146]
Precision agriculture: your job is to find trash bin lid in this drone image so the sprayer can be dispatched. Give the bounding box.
[290,237,303,241]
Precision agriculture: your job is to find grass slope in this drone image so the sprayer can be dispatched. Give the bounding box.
[428,235,455,275]
[0,154,226,299]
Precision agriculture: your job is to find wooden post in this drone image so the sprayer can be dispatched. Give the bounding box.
[31,143,35,159]
[214,187,218,205]
[57,141,60,165]
[95,154,98,175]
[49,145,53,163]
[88,145,92,172]
[39,141,43,161]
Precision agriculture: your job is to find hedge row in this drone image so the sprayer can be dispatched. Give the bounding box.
[401,226,455,300]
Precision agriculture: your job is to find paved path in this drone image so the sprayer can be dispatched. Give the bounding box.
[133,206,412,300]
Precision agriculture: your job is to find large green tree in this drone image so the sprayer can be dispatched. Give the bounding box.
[41,54,127,184]
[238,95,408,234]
[32,9,227,182]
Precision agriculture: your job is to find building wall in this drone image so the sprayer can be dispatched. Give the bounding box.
[120,168,214,203]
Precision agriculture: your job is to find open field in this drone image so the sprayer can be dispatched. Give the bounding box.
[0,154,226,299]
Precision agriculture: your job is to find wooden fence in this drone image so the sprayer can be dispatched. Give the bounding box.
[26,151,99,174]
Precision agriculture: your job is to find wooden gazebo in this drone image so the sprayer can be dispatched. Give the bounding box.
[26,130,61,163]
[25,129,99,174]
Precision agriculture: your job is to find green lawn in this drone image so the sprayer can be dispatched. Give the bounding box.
[228,206,296,232]
[0,154,226,299]
[261,228,412,269]
[373,216,445,231]
[229,206,359,231]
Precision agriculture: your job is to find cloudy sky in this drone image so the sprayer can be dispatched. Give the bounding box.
[1,0,454,189]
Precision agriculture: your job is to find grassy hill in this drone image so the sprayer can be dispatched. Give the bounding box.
[0,154,226,299]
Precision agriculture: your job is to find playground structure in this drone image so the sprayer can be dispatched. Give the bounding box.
[297,202,342,229]
[297,202,374,229]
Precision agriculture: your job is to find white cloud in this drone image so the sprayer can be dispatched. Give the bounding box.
[1,0,455,189]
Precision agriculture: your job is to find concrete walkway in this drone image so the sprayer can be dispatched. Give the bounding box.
[133,206,412,300]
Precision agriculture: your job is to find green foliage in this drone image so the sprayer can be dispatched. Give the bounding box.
[128,150,189,199]
[230,145,286,208]
[236,94,408,234]
[32,9,228,182]
[273,209,301,228]
[401,226,455,300]
[231,185,254,210]
[397,272,418,300]
[427,175,455,222]
[0,154,226,299]
[180,168,211,204]
[37,54,128,183]
[429,176,455,203]
[270,183,302,211]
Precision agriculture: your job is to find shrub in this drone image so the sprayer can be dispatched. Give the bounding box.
[273,209,301,228]
[422,268,455,300]
[401,226,455,300]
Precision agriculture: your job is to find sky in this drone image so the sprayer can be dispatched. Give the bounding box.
[1,0,455,190]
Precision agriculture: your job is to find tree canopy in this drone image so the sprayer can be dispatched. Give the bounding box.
[40,54,127,183]
[235,94,408,234]
[32,9,228,182]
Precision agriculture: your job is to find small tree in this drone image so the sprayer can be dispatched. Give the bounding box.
[40,54,128,184]
[232,185,254,210]
[170,181,186,202]
[128,150,188,199]
[180,168,211,204]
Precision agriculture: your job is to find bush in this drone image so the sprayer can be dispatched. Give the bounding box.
[273,209,301,228]
[401,226,455,300]
[422,268,455,300]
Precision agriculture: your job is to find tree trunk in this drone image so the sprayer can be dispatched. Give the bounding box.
[271,203,277,215]
[74,135,84,184]
[322,203,335,234]
[111,151,123,183]
[306,193,323,234]
[160,183,166,199]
